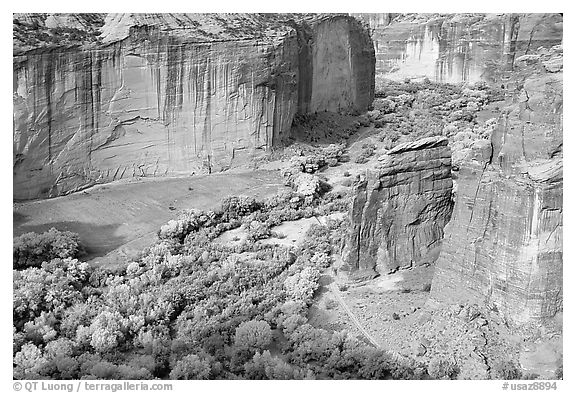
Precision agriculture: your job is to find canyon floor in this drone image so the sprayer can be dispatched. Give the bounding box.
[13,170,287,268]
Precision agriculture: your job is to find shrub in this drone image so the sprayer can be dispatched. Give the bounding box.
[284,266,321,304]
[271,231,287,239]
[88,310,125,353]
[309,252,332,269]
[158,219,193,242]
[234,320,273,351]
[321,144,345,160]
[554,358,563,379]
[220,196,261,221]
[13,228,83,269]
[44,337,75,359]
[428,356,460,379]
[324,299,338,310]
[23,312,57,344]
[373,98,396,114]
[354,145,376,164]
[244,350,303,379]
[169,354,211,380]
[358,349,395,379]
[116,364,153,379]
[13,258,92,326]
[89,361,119,379]
[13,343,49,378]
[299,224,333,256]
[246,220,272,241]
[491,360,522,380]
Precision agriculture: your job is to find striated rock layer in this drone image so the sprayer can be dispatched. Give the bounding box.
[430,48,563,327]
[13,14,375,200]
[342,136,453,280]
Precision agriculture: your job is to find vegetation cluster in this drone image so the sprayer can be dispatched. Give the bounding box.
[13,187,428,380]
[368,79,503,148]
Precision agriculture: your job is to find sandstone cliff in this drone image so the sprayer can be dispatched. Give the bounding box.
[342,136,453,280]
[13,14,375,200]
[430,47,563,327]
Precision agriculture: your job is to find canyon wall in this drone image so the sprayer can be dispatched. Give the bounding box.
[13,14,375,200]
[342,136,453,280]
[430,47,563,326]
[354,13,563,85]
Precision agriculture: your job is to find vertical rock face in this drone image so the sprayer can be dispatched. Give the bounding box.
[430,48,563,327]
[430,159,562,326]
[351,13,398,28]
[342,136,453,280]
[354,13,562,85]
[297,17,375,114]
[13,37,297,199]
[13,14,375,200]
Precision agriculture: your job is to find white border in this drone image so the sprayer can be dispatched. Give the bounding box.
[2,3,571,392]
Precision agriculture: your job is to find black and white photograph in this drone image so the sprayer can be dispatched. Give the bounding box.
[8,2,568,388]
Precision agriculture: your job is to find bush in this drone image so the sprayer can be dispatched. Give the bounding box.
[169,354,212,380]
[373,98,396,114]
[354,145,376,164]
[284,266,321,304]
[491,360,522,380]
[299,224,333,256]
[234,320,273,351]
[220,196,261,221]
[244,350,304,379]
[428,356,460,379]
[246,220,272,241]
[158,219,193,242]
[13,228,83,269]
[13,343,48,378]
[324,299,338,310]
[321,144,345,161]
[88,310,125,353]
[554,357,563,379]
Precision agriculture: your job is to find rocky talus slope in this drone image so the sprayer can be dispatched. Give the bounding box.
[13,13,375,200]
[342,136,453,280]
[429,46,563,327]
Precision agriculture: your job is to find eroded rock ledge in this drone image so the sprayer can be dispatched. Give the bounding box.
[13,13,375,200]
